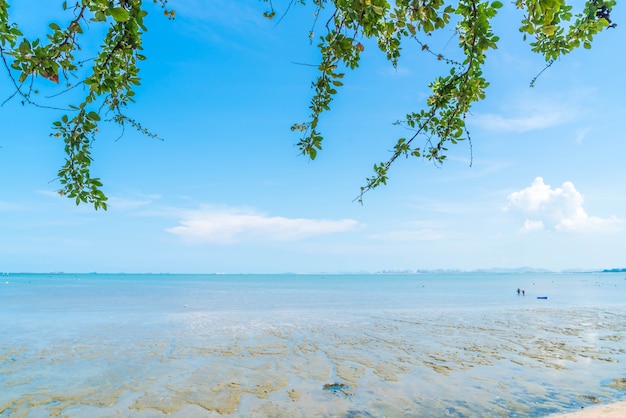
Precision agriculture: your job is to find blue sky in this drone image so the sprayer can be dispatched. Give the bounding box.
[1,1,624,273]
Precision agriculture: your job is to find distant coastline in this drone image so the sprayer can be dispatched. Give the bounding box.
[3,268,625,276]
[376,267,619,274]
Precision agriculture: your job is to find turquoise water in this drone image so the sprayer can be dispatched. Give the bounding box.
[1,273,625,417]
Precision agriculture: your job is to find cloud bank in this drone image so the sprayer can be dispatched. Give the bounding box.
[166,206,361,243]
[505,177,622,233]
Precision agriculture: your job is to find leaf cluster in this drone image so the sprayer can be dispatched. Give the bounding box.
[0,0,172,210]
[264,0,616,202]
[0,0,617,208]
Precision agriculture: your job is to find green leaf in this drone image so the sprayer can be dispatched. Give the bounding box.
[541,25,558,36]
[110,7,130,22]
[87,111,100,121]
[371,5,384,15]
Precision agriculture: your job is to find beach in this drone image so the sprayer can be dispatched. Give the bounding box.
[2,272,625,417]
[551,401,626,417]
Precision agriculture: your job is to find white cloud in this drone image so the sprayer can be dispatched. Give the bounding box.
[166,206,361,243]
[38,189,63,198]
[520,219,544,234]
[384,65,411,77]
[107,194,161,211]
[470,94,582,133]
[472,111,571,133]
[575,127,591,144]
[506,177,623,233]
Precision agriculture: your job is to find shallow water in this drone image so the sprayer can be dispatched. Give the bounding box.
[1,273,625,417]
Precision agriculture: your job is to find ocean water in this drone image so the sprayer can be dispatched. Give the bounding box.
[1,272,625,417]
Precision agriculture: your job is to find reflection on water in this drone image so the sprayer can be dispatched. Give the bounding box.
[1,273,625,417]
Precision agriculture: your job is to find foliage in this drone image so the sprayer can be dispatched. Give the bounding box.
[0,0,173,209]
[265,0,616,202]
[0,0,617,208]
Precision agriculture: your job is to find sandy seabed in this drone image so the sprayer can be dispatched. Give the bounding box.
[551,400,626,417]
[3,273,626,417]
[2,307,626,417]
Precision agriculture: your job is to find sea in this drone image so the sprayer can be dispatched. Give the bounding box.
[1,272,625,417]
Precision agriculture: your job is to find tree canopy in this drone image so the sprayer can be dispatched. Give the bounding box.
[0,0,617,209]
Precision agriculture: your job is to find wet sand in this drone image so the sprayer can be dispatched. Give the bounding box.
[3,273,626,417]
[3,307,626,417]
[550,401,626,417]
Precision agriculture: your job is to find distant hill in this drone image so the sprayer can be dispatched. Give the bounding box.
[601,268,626,273]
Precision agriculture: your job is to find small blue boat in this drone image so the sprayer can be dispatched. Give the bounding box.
[537,296,548,299]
